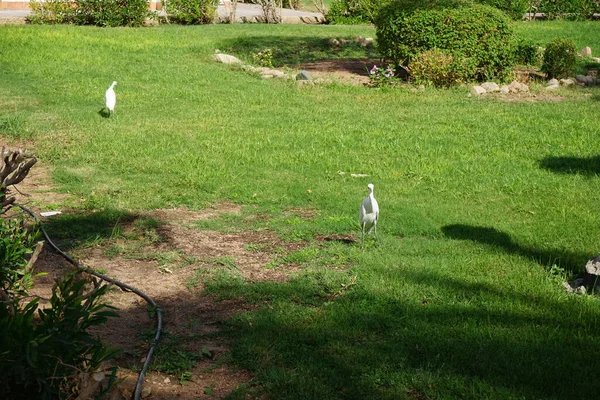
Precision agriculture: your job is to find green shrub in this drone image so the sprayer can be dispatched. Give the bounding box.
[166,0,219,24]
[539,0,599,20]
[28,0,74,24]
[409,48,476,87]
[541,38,577,79]
[475,0,528,19]
[375,2,516,82]
[328,0,393,24]
[0,218,120,399]
[514,37,542,65]
[74,0,151,27]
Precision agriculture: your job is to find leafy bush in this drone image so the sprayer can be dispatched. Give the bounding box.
[409,48,476,87]
[538,0,599,20]
[166,0,219,24]
[0,217,120,399]
[475,0,528,19]
[541,38,577,79]
[28,0,74,24]
[328,0,393,24]
[73,0,151,27]
[514,38,542,65]
[375,2,516,82]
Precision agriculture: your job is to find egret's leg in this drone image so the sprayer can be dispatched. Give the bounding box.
[361,223,365,248]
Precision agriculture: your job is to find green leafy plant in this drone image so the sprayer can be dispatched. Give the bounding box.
[475,0,529,19]
[0,217,120,399]
[514,37,542,65]
[376,2,516,82]
[27,0,74,24]
[251,48,274,68]
[328,0,393,24]
[539,0,599,20]
[541,38,577,78]
[368,64,398,87]
[409,48,475,87]
[73,0,151,27]
[165,0,219,24]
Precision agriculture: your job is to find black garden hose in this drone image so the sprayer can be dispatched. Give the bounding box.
[14,203,163,400]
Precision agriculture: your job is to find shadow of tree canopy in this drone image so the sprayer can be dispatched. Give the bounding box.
[539,155,600,176]
[441,224,588,274]
[38,209,144,251]
[217,35,379,67]
[222,268,600,400]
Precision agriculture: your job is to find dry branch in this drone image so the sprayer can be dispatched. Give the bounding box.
[0,146,37,212]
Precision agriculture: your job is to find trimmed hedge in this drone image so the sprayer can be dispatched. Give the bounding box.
[375,2,516,82]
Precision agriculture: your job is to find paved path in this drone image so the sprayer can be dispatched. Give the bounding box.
[0,3,324,23]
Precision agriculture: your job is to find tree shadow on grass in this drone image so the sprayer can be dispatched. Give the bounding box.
[441,224,587,274]
[539,155,600,176]
[217,35,379,68]
[39,209,144,251]
[221,268,600,400]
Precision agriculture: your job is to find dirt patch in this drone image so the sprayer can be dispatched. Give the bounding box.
[25,194,310,399]
[292,58,378,85]
[492,91,567,103]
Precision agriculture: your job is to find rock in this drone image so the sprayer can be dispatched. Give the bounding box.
[164,377,171,384]
[92,372,105,382]
[546,84,560,90]
[481,82,500,92]
[580,46,592,57]
[519,83,529,92]
[355,36,363,42]
[560,78,575,86]
[141,386,152,398]
[360,37,374,47]
[471,85,486,96]
[507,80,521,93]
[296,70,313,81]
[215,54,242,64]
[328,38,340,46]
[576,75,595,85]
[580,254,600,293]
[264,69,286,78]
[592,57,600,63]
[500,85,510,94]
[563,280,586,295]
[587,70,598,77]
[547,78,559,86]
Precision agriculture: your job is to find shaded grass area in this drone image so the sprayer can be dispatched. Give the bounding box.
[2,22,600,400]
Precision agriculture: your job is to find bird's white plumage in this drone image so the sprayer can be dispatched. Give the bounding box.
[359,183,379,246]
[105,81,117,114]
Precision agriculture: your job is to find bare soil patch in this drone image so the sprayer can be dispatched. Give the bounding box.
[20,183,308,399]
[293,58,378,85]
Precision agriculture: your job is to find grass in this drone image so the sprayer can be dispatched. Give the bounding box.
[2,21,600,400]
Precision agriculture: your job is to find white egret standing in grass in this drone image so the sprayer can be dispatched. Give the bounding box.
[359,183,379,247]
[105,81,117,116]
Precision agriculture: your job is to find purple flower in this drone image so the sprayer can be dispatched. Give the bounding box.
[370,65,378,75]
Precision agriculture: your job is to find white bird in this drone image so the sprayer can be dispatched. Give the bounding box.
[105,81,117,116]
[359,183,379,247]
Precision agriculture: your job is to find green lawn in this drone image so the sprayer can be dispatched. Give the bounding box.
[2,21,600,400]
